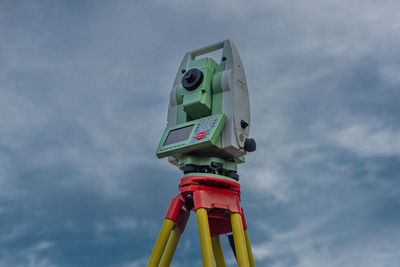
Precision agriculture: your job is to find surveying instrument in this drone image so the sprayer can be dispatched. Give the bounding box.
[148,40,256,267]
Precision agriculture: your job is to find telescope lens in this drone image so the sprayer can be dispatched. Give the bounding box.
[184,72,195,82]
[182,68,203,91]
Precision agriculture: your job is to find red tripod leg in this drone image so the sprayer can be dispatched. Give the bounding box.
[165,194,190,233]
[148,194,190,267]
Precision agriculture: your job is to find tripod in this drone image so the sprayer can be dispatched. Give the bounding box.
[148,173,255,267]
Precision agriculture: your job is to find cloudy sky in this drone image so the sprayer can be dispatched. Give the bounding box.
[1,1,400,266]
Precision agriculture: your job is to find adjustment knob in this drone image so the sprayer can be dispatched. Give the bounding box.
[182,68,203,91]
[244,138,256,152]
[240,120,249,129]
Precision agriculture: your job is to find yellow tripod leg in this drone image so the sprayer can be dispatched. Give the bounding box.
[148,219,175,267]
[244,230,255,267]
[231,213,250,267]
[211,236,226,267]
[196,208,215,267]
[159,226,182,267]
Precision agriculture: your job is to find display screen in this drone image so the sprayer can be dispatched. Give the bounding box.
[164,125,194,145]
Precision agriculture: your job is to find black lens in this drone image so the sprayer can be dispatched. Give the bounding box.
[182,68,203,91]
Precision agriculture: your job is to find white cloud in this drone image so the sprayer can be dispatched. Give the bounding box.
[0,241,58,267]
[242,167,291,203]
[252,214,400,267]
[329,121,400,157]
[33,241,53,251]
[119,257,148,267]
[114,217,138,231]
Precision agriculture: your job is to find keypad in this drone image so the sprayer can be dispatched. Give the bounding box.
[190,115,220,144]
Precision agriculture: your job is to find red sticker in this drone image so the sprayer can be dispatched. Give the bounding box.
[195,131,207,140]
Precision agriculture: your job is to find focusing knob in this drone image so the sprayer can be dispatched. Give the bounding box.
[244,138,256,152]
[240,120,249,129]
[182,68,203,91]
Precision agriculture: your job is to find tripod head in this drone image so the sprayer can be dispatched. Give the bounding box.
[156,40,256,180]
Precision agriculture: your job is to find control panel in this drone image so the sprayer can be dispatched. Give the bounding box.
[190,115,220,144]
[157,114,226,158]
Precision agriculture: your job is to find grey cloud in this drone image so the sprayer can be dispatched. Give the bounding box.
[1,0,400,266]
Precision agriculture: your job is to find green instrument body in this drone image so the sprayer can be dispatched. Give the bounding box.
[156,40,253,175]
